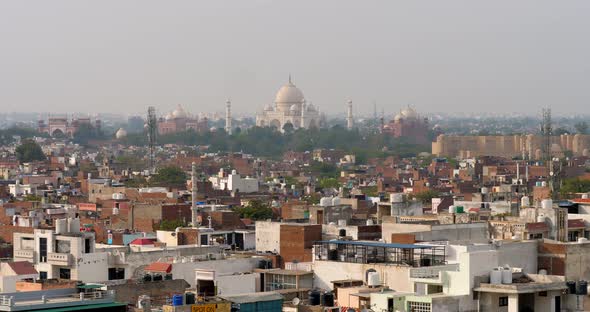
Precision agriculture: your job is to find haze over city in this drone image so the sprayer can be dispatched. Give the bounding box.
[2,1,590,116]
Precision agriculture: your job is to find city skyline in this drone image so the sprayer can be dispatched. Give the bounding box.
[1,1,590,115]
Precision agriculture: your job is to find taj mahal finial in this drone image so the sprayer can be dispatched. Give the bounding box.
[288,74,292,84]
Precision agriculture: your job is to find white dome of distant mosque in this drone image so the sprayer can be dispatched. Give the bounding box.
[172,105,188,118]
[115,128,127,139]
[165,113,174,121]
[289,104,300,112]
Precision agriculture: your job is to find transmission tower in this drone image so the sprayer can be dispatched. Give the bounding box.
[541,108,558,198]
[147,106,157,173]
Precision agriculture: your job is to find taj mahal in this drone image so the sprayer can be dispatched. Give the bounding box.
[256,77,322,130]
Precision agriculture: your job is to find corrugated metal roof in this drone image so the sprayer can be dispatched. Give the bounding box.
[220,291,283,304]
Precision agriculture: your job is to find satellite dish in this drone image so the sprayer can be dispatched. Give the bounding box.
[292,297,300,306]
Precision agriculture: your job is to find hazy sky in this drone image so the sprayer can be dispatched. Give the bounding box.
[1,1,589,117]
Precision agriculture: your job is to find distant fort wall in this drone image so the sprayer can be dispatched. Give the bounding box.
[432,134,590,159]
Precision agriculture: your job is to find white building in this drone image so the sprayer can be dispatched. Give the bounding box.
[209,169,259,193]
[256,77,321,131]
[12,218,122,283]
[9,181,36,197]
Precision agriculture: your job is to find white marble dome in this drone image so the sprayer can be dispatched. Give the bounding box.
[115,128,127,139]
[400,107,418,119]
[275,77,305,112]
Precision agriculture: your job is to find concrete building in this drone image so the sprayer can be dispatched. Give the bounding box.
[255,221,322,264]
[12,218,119,283]
[209,169,259,193]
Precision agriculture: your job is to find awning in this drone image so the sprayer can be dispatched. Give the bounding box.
[144,262,172,273]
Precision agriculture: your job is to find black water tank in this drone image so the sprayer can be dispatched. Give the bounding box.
[339,229,346,237]
[165,274,173,280]
[567,281,576,294]
[309,289,321,305]
[185,292,196,305]
[578,281,588,295]
[323,291,334,307]
[152,274,163,281]
[143,274,152,282]
[328,249,339,261]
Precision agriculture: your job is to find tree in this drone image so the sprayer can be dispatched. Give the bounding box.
[319,177,340,189]
[150,166,188,188]
[553,127,570,135]
[574,122,589,134]
[158,219,186,231]
[234,200,273,220]
[414,190,440,204]
[560,178,590,195]
[15,139,46,163]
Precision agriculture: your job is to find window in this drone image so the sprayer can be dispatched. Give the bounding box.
[39,271,48,280]
[108,268,125,280]
[408,301,431,312]
[59,268,71,279]
[264,273,297,291]
[568,231,580,242]
[530,233,543,239]
[499,296,508,307]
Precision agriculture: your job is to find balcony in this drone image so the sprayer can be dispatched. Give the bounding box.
[47,253,73,266]
[409,263,460,283]
[14,250,34,260]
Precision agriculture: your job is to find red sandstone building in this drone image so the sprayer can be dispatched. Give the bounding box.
[382,106,430,144]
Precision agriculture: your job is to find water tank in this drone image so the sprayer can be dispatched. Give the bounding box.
[112,207,120,216]
[185,292,196,305]
[582,193,589,199]
[455,206,464,213]
[578,281,588,295]
[481,187,489,194]
[165,274,173,280]
[153,274,163,281]
[320,197,332,207]
[520,196,530,208]
[366,219,374,226]
[172,294,183,306]
[339,229,346,237]
[536,181,542,187]
[541,199,553,210]
[538,269,548,275]
[323,292,335,307]
[68,218,81,233]
[541,181,548,187]
[309,289,321,305]
[55,218,67,234]
[567,281,576,294]
[331,197,341,206]
[137,295,151,310]
[367,271,381,286]
[112,193,126,200]
[490,268,502,284]
[578,238,588,244]
[502,267,512,284]
[143,274,152,282]
[390,193,403,203]
[448,205,456,214]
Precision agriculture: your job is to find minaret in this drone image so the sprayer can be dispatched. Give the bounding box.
[346,100,353,130]
[225,99,232,135]
[191,162,199,227]
[300,99,306,128]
